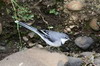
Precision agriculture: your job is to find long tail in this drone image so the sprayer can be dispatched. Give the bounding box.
[15,21,39,34]
[15,20,48,44]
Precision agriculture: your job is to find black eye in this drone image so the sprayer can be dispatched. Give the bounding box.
[64,37,67,39]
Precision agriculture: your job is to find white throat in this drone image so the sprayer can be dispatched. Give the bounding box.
[61,38,69,44]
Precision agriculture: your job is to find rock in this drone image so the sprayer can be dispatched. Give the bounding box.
[22,36,28,41]
[89,18,100,31]
[66,28,71,32]
[36,44,43,48]
[28,32,35,38]
[69,25,75,29]
[0,48,68,66]
[75,36,94,49]
[80,52,95,65]
[66,57,83,66]
[27,41,35,47]
[80,52,95,57]
[64,26,72,32]
[94,57,100,66]
[66,1,84,11]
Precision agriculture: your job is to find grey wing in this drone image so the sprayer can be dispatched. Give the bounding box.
[45,30,65,41]
[37,29,56,42]
[37,30,68,42]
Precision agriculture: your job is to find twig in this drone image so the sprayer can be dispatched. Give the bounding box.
[39,14,48,25]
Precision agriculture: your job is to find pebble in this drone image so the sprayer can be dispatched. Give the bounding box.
[75,36,94,50]
[69,25,75,29]
[27,41,35,47]
[36,44,43,48]
[28,32,35,38]
[66,28,71,32]
[66,1,84,11]
[22,36,29,41]
[66,57,83,66]
[89,18,100,31]
[80,52,95,57]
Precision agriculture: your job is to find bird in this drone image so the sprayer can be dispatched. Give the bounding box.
[15,20,70,47]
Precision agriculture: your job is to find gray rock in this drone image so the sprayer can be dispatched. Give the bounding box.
[0,47,68,66]
[66,57,83,66]
[94,57,100,66]
[80,52,94,57]
[75,36,94,49]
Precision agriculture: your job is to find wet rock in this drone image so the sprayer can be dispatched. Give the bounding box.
[75,36,94,49]
[89,18,100,31]
[66,57,83,66]
[0,47,68,66]
[66,1,84,11]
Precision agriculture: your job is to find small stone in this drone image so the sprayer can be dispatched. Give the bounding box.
[23,36,28,41]
[89,18,100,31]
[64,29,68,33]
[69,21,73,24]
[66,1,84,11]
[36,44,43,48]
[66,57,83,66]
[28,32,35,38]
[66,28,71,32]
[69,25,75,29]
[27,41,35,47]
[75,36,94,50]
[80,52,95,57]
